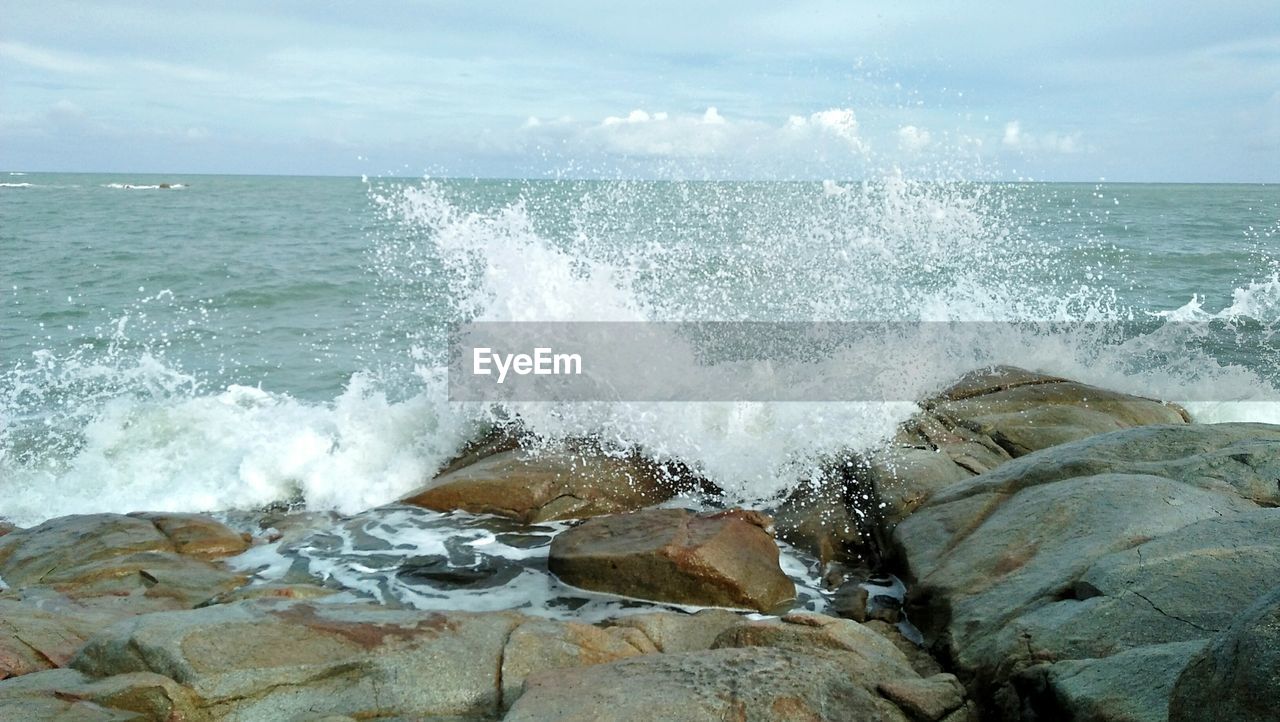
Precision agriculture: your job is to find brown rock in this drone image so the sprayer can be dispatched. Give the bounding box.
[129,512,250,559]
[548,508,795,612]
[878,674,966,722]
[401,448,680,523]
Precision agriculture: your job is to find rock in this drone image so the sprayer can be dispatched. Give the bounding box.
[500,617,648,709]
[866,367,1187,528]
[72,599,523,720]
[831,581,869,622]
[196,582,339,607]
[771,470,868,567]
[508,614,969,722]
[878,674,966,722]
[891,423,1280,719]
[128,512,250,559]
[401,447,682,523]
[927,367,1188,458]
[0,513,247,616]
[711,612,920,685]
[926,422,1280,508]
[1170,584,1280,722]
[506,646,912,722]
[863,620,945,678]
[548,508,795,612]
[68,599,703,720]
[0,598,122,679]
[606,609,745,653]
[0,668,202,721]
[1013,640,1205,722]
[0,521,15,538]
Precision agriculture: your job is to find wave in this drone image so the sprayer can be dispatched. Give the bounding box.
[2,178,1279,527]
[0,182,35,188]
[102,183,187,190]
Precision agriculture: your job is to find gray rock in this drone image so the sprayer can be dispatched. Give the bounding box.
[1170,584,1280,722]
[1010,641,1205,722]
[0,667,202,721]
[891,423,1280,720]
[505,646,912,722]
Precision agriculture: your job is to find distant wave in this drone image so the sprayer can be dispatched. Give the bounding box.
[0,182,35,188]
[103,183,187,190]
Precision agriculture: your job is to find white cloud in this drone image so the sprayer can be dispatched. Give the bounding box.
[589,107,750,157]
[785,108,868,152]
[0,41,104,74]
[1003,120,1084,154]
[897,125,932,152]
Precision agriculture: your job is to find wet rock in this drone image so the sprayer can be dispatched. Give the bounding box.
[401,448,682,523]
[0,668,202,721]
[927,368,1187,458]
[892,423,1280,720]
[831,581,869,622]
[869,366,1189,527]
[196,582,339,607]
[771,472,866,567]
[1170,584,1280,722]
[128,511,250,559]
[548,508,795,612]
[862,620,944,677]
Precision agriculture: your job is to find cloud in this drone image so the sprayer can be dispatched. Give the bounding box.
[0,41,104,74]
[897,125,932,152]
[784,109,868,152]
[1002,120,1084,154]
[587,107,756,157]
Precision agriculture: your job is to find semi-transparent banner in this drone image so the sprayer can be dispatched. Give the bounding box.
[447,321,1278,402]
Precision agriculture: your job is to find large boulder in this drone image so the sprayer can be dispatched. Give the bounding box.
[401,447,682,523]
[1169,583,1280,722]
[507,613,975,722]
[548,508,795,612]
[870,366,1188,527]
[891,422,1280,720]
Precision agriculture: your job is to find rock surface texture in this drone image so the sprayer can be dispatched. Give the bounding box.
[892,422,1280,721]
[1169,583,1280,722]
[401,447,683,523]
[548,508,796,612]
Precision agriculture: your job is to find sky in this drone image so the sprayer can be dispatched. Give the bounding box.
[1,1,1278,181]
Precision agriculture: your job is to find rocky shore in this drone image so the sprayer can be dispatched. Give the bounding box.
[1,366,1276,721]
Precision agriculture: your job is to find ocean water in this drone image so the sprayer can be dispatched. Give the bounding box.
[2,173,1279,529]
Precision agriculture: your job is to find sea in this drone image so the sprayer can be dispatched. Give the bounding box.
[2,172,1277,616]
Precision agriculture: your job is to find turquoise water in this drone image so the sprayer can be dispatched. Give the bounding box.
[1,173,1278,525]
